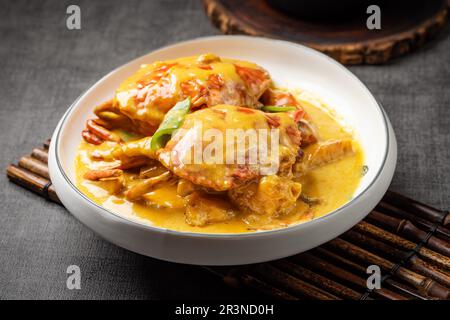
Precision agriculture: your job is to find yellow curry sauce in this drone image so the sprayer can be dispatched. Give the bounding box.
[114,55,270,131]
[75,94,364,233]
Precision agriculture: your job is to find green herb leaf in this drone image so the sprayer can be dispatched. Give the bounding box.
[150,98,191,151]
[261,105,297,113]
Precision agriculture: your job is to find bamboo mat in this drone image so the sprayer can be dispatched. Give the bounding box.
[6,140,450,300]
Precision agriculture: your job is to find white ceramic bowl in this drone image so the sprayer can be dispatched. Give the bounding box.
[49,36,397,265]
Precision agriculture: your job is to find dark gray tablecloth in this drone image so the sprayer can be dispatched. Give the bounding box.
[0,0,449,299]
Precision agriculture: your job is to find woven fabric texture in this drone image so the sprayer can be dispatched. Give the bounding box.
[0,0,449,299]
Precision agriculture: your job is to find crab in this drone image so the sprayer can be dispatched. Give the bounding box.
[86,104,303,189]
[228,175,302,216]
[82,53,272,144]
[164,105,301,191]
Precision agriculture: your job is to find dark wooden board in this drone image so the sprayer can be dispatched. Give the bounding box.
[203,0,449,64]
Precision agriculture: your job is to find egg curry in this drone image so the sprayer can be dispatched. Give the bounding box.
[75,54,364,233]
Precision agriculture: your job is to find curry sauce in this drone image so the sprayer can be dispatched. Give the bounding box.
[75,92,364,233]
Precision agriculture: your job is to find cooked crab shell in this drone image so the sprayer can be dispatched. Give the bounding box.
[157,104,302,191]
[113,54,271,131]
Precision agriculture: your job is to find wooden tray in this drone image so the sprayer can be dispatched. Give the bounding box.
[203,0,450,65]
[6,140,450,300]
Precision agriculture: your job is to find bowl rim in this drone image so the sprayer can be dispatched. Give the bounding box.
[54,35,390,239]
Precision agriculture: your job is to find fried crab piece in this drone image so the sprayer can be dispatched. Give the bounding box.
[93,104,303,192]
[83,156,173,200]
[83,168,125,194]
[81,117,123,145]
[293,139,355,177]
[83,168,123,181]
[93,100,157,136]
[228,175,302,216]
[157,104,303,191]
[298,119,319,146]
[261,88,302,108]
[125,171,174,201]
[262,88,318,146]
[88,136,158,166]
[82,54,272,144]
[112,53,271,129]
[184,191,236,227]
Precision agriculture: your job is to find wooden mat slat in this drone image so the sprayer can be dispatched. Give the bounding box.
[6,140,450,300]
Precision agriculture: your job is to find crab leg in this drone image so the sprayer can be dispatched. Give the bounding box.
[94,99,142,132]
[116,157,150,170]
[125,171,173,201]
[111,136,157,160]
[82,99,124,145]
[84,169,123,181]
[82,130,103,145]
[138,163,168,179]
[92,118,114,129]
[86,120,122,143]
[93,99,120,114]
[89,137,157,165]
[294,139,354,176]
